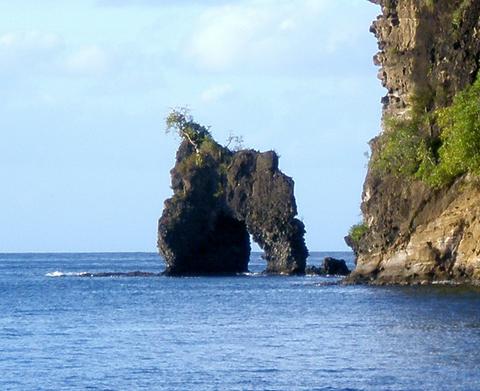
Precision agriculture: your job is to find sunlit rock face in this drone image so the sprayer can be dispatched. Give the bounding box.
[347,0,480,284]
[158,140,308,276]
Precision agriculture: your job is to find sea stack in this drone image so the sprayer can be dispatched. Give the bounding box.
[347,0,480,284]
[158,110,308,276]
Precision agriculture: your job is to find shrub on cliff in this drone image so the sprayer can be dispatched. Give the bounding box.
[373,116,427,178]
[348,223,368,247]
[373,75,480,188]
[417,76,480,187]
[433,77,480,181]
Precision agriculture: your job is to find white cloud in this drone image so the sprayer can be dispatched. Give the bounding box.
[65,45,110,76]
[186,0,367,74]
[0,32,115,86]
[186,1,326,71]
[0,31,62,51]
[0,30,121,111]
[0,32,110,78]
[279,19,296,32]
[200,83,234,103]
[0,30,64,76]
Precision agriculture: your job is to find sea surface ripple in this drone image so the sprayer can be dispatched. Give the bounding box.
[1,252,479,390]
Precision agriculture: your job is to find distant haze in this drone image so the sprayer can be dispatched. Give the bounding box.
[0,0,383,252]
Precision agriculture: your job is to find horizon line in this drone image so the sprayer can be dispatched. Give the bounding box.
[0,250,352,255]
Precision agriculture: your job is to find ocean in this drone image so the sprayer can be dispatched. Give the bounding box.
[1,252,479,390]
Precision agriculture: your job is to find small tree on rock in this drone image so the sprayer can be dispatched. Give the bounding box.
[166,107,212,155]
[225,131,244,151]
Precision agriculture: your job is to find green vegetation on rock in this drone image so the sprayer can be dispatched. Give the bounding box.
[452,0,472,29]
[166,108,229,170]
[348,223,368,247]
[373,75,480,188]
[433,77,480,181]
[373,116,428,179]
[166,108,213,155]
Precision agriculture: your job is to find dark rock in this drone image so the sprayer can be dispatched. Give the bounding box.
[158,136,308,276]
[305,265,326,276]
[343,235,358,259]
[323,257,350,276]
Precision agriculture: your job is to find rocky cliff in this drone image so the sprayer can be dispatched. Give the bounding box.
[347,0,480,284]
[158,112,308,276]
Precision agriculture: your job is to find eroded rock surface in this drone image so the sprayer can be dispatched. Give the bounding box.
[347,0,480,284]
[158,137,308,276]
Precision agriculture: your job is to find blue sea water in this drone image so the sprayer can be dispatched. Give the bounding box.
[1,252,480,391]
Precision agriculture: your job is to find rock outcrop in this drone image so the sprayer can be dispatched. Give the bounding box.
[305,257,350,276]
[323,257,350,276]
[158,118,308,276]
[347,0,480,284]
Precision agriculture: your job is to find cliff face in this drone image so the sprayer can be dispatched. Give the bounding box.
[158,136,308,276]
[348,0,480,284]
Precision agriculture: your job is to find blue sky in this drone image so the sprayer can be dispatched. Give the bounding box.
[0,0,383,252]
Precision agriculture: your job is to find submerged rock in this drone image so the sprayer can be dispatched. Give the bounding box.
[158,114,308,276]
[305,265,325,276]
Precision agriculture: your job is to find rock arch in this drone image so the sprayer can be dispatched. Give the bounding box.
[158,139,308,276]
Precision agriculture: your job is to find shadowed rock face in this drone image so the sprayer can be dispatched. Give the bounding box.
[158,140,308,276]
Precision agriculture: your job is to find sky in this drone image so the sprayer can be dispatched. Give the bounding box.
[0,0,384,252]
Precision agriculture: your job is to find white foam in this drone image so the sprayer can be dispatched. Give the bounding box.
[45,271,89,277]
[239,272,262,277]
[46,271,65,277]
